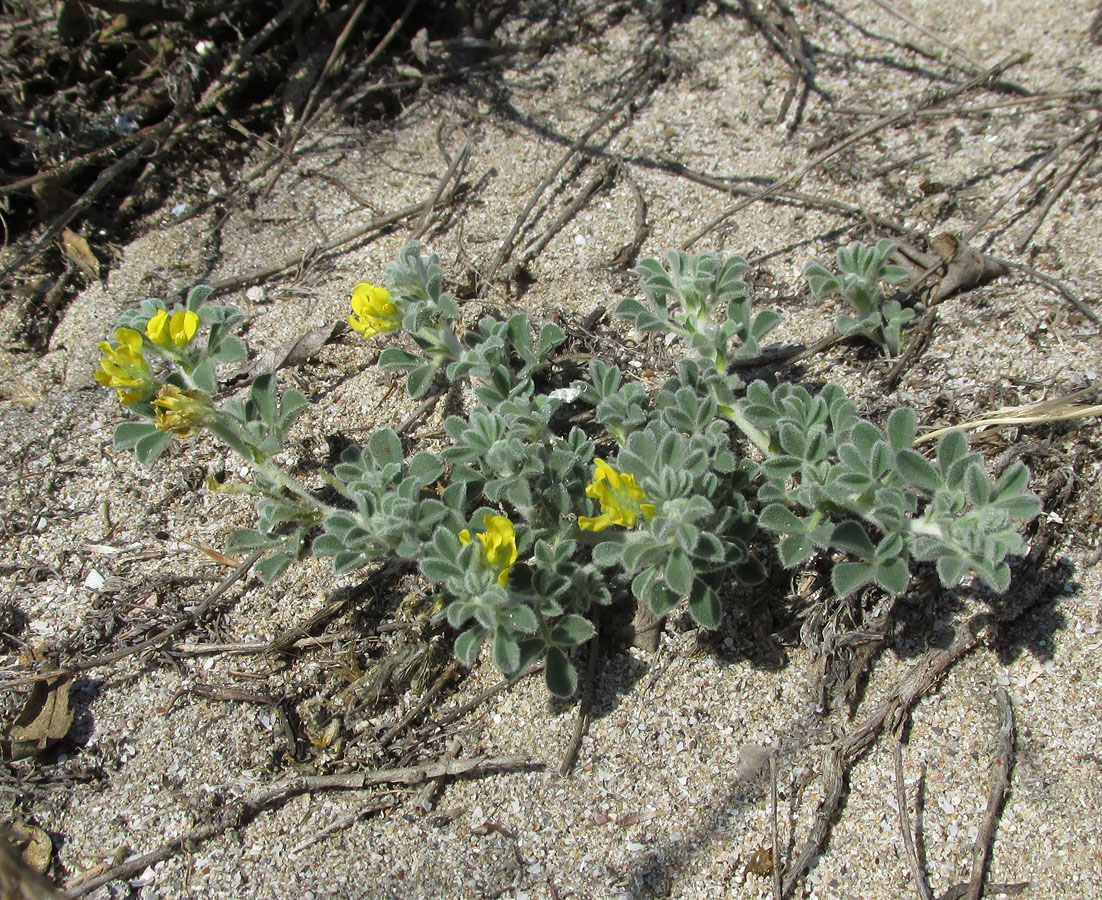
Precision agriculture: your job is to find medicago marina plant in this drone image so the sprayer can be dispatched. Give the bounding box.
[95,243,1041,696]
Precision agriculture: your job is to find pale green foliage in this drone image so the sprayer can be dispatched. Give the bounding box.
[803,238,914,355]
[98,243,1041,697]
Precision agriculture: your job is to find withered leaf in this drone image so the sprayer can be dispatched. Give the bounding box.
[745,846,774,877]
[60,228,101,281]
[0,835,64,900]
[927,232,1007,304]
[734,742,770,782]
[7,822,51,874]
[4,676,74,760]
[230,320,345,383]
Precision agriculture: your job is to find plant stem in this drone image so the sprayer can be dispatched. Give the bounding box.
[253,459,338,517]
[723,402,773,457]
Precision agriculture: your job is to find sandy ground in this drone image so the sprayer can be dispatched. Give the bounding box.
[2,1,1102,898]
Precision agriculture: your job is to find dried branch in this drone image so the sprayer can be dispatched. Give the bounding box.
[683,53,1030,250]
[206,179,469,296]
[915,385,1102,445]
[515,162,616,271]
[895,738,935,900]
[481,63,654,290]
[0,550,262,691]
[67,753,540,896]
[782,622,984,897]
[0,118,176,283]
[559,628,600,776]
[965,687,1016,900]
[1013,135,1100,252]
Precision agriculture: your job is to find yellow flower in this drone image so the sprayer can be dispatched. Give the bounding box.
[459,514,518,587]
[578,458,656,532]
[94,327,156,405]
[153,385,212,438]
[348,282,401,338]
[146,309,199,348]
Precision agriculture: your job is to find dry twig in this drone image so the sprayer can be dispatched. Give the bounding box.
[481,63,654,291]
[206,178,468,297]
[782,621,984,897]
[559,629,600,776]
[895,739,935,900]
[965,688,1016,900]
[67,753,540,896]
[683,53,1030,250]
[915,385,1102,445]
[0,550,263,692]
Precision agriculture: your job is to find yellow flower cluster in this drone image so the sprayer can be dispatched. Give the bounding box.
[153,385,211,438]
[94,308,201,408]
[459,514,518,587]
[94,328,155,405]
[578,458,656,532]
[348,282,401,338]
[146,309,199,348]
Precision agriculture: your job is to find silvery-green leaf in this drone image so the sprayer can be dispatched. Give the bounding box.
[759,504,805,534]
[114,421,159,450]
[551,614,595,646]
[191,358,218,394]
[255,551,294,583]
[831,520,876,557]
[664,550,693,596]
[455,627,487,667]
[688,581,720,628]
[135,429,174,467]
[493,627,521,674]
[545,647,577,698]
[832,561,873,597]
[874,557,909,594]
[406,363,437,397]
[886,408,916,450]
[936,555,968,587]
[896,448,942,493]
[778,533,814,567]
